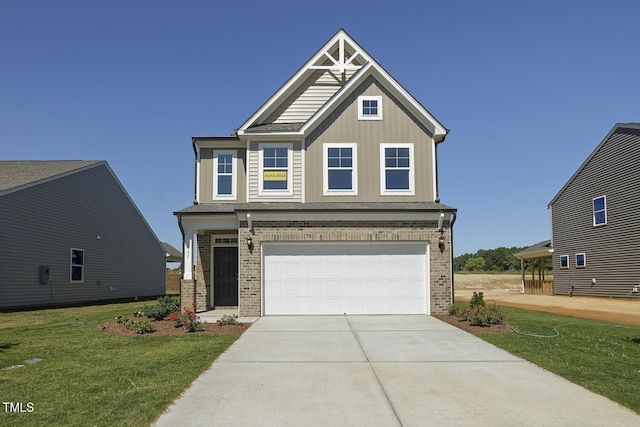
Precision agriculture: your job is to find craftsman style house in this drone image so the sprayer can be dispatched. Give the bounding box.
[175,30,456,316]
[548,123,640,297]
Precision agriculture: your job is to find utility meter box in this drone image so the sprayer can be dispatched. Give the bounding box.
[39,265,50,284]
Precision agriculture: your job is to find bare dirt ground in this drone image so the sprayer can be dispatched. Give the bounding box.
[455,274,640,326]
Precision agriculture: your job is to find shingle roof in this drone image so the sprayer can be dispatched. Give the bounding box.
[175,202,456,215]
[162,242,182,262]
[243,123,305,133]
[514,240,553,259]
[0,160,102,194]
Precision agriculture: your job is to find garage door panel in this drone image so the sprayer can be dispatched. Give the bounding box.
[263,242,429,315]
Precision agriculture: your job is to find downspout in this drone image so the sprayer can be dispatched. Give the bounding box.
[433,130,449,203]
[192,139,199,205]
[449,210,457,304]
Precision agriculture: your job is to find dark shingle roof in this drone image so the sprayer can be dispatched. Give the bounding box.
[162,242,182,262]
[243,123,306,133]
[175,202,456,215]
[514,240,553,259]
[0,160,102,194]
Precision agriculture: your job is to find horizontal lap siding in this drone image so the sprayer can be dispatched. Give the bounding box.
[0,165,165,308]
[248,141,302,202]
[199,148,246,203]
[551,128,640,296]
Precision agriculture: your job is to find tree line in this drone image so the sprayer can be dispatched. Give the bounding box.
[454,246,527,272]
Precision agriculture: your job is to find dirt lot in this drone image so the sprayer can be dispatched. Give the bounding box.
[454,274,640,326]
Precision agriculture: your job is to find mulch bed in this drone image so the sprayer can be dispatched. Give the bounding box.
[433,314,512,335]
[101,319,251,337]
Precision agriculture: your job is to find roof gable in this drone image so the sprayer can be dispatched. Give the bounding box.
[237,29,447,141]
[548,123,640,207]
[0,160,102,196]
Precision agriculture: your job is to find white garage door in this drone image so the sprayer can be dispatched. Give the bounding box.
[263,242,429,315]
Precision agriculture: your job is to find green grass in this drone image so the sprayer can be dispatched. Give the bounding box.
[476,306,640,414]
[0,302,239,426]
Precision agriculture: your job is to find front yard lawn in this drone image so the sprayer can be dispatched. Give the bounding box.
[0,302,240,426]
[476,306,640,414]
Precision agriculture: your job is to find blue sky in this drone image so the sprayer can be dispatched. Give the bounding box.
[2,1,639,255]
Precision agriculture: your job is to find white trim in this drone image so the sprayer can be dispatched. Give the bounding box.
[70,248,85,283]
[323,143,358,196]
[258,143,293,197]
[213,149,237,200]
[357,95,382,120]
[432,140,438,200]
[592,195,607,227]
[559,254,569,269]
[380,143,415,195]
[301,138,306,203]
[195,146,201,203]
[237,211,442,223]
[575,252,586,268]
[245,140,251,202]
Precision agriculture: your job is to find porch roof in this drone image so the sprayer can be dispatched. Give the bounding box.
[514,240,553,260]
[174,202,456,216]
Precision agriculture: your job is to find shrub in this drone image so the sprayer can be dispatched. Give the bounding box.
[168,307,204,332]
[217,314,240,326]
[143,295,180,320]
[127,319,155,334]
[469,291,485,309]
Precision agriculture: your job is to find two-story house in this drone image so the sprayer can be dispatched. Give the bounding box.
[175,30,457,317]
[548,123,640,297]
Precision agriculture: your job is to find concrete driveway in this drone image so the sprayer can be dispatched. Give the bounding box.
[154,315,640,426]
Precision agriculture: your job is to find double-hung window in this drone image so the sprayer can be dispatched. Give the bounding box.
[358,96,382,120]
[380,144,414,195]
[593,196,606,226]
[259,143,292,195]
[324,143,357,195]
[559,255,569,269]
[213,150,237,200]
[575,253,586,268]
[70,248,84,283]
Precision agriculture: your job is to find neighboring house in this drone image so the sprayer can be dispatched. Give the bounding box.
[162,242,182,263]
[0,160,166,309]
[548,123,640,297]
[175,29,457,316]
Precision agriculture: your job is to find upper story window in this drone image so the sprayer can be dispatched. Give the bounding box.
[71,248,84,283]
[259,143,292,195]
[575,253,586,268]
[380,143,414,195]
[213,150,237,200]
[593,196,607,226]
[358,96,382,120]
[323,143,357,195]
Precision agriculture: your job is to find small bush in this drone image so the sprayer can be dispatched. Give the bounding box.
[217,314,240,326]
[469,291,485,309]
[127,319,155,334]
[143,295,180,320]
[168,307,204,332]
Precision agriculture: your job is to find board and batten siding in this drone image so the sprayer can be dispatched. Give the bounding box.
[305,76,436,202]
[551,127,640,297]
[199,148,247,203]
[0,164,166,308]
[247,141,303,202]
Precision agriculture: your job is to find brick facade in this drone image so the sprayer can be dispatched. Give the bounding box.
[182,220,454,317]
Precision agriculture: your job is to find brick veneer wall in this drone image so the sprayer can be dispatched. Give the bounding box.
[237,220,453,317]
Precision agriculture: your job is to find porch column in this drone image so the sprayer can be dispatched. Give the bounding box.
[182,229,194,280]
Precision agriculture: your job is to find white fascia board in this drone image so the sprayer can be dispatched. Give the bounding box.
[236,131,303,140]
[237,211,443,223]
[194,139,245,149]
[180,214,239,234]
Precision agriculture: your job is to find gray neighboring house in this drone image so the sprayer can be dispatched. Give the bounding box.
[548,123,640,297]
[175,29,456,317]
[0,160,166,309]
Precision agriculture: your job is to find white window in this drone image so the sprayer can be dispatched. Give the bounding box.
[559,255,569,269]
[575,253,586,268]
[358,96,382,120]
[213,150,237,200]
[70,248,84,283]
[259,143,292,196]
[323,143,357,195]
[380,144,414,195]
[593,196,606,226]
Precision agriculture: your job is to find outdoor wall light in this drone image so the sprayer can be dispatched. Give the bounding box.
[246,236,254,251]
[438,234,445,253]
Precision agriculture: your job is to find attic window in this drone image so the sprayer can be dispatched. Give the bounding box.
[358,96,382,120]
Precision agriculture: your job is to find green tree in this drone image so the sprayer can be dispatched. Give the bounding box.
[464,256,486,271]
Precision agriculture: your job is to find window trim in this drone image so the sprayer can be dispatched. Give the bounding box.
[380,143,415,195]
[358,95,383,120]
[575,252,586,268]
[213,149,237,200]
[559,255,569,269]
[592,195,607,227]
[258,143,293,196]
[70,248,84,283]
[323,143,357,196]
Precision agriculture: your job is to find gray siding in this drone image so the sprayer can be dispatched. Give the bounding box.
[0,163,166,308]
[551,127,640,297]
[247,141,303,202]
[305,76,435,202]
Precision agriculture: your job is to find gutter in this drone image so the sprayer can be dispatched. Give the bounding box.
[192,139,199,205]
[433,130,449,203]
[449,210,457,304]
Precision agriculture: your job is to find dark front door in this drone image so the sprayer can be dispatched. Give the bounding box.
[213,247,238,306]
